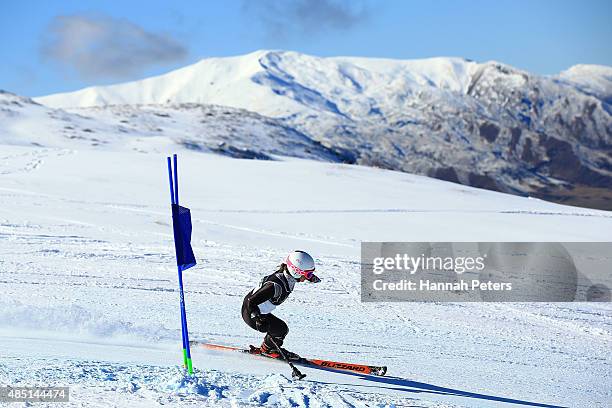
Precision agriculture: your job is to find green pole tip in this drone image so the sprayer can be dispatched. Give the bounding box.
[182,348,188,367]
[187,358,193,375]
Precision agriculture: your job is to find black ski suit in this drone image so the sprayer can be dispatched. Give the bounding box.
[242,267,296,349]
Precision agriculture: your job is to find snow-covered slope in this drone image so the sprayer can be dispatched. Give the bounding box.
[34,51,612,209]
[1,90,339,161]
[3,51,611,407]
[1,144,611,407]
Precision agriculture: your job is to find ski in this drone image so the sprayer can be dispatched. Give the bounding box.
[189,341,387,376]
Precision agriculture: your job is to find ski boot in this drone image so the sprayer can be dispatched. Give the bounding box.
[260,342,301,361]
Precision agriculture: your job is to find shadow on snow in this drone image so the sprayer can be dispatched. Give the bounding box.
[306,365,566,408]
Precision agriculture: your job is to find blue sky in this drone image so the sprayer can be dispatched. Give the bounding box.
[1,0,611,97]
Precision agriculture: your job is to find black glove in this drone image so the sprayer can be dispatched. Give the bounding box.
[251,312,269,332]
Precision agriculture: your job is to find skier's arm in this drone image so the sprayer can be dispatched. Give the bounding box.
[246,282,276,317]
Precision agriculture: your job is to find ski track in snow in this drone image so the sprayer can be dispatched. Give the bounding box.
[0,146,610,407]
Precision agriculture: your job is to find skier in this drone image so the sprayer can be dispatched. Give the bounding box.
[242,250,320,360]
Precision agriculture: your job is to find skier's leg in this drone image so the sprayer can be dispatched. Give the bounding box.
[263,314,288,349]
[261,315,301,359]
[242,303,294,356]
[241,299,259,331]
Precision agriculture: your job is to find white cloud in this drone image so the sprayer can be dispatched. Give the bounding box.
[243,0,370,37]
[41,15,188,80]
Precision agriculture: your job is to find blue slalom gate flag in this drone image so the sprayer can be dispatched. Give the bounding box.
[171,204,196,271]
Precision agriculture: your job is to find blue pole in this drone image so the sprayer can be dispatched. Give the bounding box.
[178,268,193,374]
[173,156,193,374]
[167,157,176,206]
[173,154,179,206]
[167,156,191,373]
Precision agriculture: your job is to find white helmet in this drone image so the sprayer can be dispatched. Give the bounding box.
[285,250,319,282]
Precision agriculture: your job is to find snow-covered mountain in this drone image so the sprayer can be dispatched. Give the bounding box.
[559,64,612,103]
[28,51,612,209]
